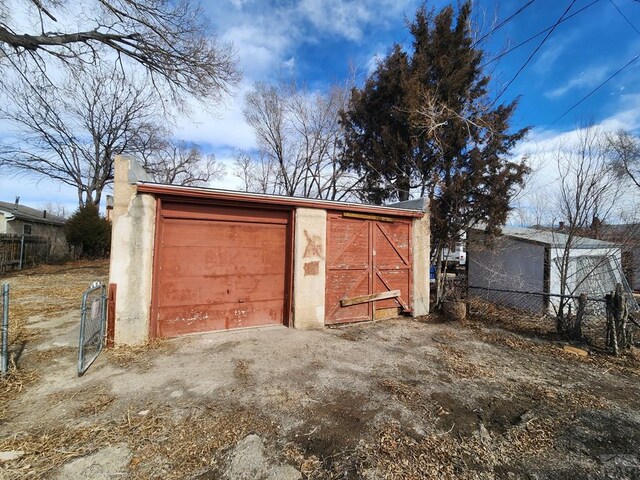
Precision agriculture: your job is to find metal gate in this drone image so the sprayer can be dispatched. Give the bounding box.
[78,282,107,376]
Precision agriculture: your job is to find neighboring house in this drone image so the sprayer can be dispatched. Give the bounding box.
[108,156,430,345]
[468,226,626,314]
[0,198,67,256]
[596,224,640,292]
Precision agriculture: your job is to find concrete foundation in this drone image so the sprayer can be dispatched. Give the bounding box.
[411,211,430,317]
[109,156,156,345]
[292,208,327,329]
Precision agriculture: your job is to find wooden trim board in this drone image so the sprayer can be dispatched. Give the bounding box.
[341,289,401,307]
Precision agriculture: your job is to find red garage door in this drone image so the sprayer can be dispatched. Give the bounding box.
[152,202,290,338]
[325,213,412,324]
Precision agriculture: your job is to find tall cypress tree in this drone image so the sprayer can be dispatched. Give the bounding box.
[341,2,530,301]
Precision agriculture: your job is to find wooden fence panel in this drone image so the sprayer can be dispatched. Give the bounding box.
[0,234,50,273]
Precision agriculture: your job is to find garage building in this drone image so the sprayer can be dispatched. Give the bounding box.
[109,156,429,344]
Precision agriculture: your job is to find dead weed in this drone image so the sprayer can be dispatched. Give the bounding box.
[106,339,175,370]
[0,405,275,480]
[436,344,495,379]
[379,379,423,405]
[0,368,39,421]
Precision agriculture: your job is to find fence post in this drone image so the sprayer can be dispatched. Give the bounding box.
[605,292,617,355]
[574,293,586,340]
[1,283,8,376]
[18,235,25,270]
[615,283,629,351]
[605,284,629,355]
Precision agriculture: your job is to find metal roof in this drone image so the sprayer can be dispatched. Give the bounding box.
[136,182,425,218]
[472,225,620,249]
[0,201,66,226]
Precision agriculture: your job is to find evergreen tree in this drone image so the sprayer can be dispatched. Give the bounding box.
[65,203,111,258]
[340,2,530,302]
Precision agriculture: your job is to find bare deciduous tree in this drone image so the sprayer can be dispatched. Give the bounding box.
[143,139,224,187]
[606,129,640,190]
[240,80,361,200]
[0,66,160,206]
[549,125,628,336]
[0,0,240,107]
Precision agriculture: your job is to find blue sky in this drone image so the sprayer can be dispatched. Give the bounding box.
[1,0,640,213]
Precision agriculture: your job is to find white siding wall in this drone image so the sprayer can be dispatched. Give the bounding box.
[549,246,623,297]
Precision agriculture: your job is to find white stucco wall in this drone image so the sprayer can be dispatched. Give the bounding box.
[109,156,156,345]
[411,212,430,317]
[292,208,327,329]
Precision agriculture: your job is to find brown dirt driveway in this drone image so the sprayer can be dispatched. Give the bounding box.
[1,261,640,479]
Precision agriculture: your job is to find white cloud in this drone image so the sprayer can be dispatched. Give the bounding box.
[545,65,609,98]
[510,94,640,225]
[298,0,374,41]
[173,81,257,151]
[533,43,566,75]
[221,24,294,79]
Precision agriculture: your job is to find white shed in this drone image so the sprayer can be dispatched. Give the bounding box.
[467,226,625,313]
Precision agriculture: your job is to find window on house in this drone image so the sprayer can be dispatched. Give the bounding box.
[23,224,32,235]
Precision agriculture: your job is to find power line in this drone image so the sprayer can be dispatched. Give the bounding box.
[609,0,640,36]
[492,0,578,105]
[473,1,535,47]
[482,0,600,68]
[542,51,640,131]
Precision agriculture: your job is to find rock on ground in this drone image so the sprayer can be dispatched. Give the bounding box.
[223,434,300,480]
[55,444,131,480]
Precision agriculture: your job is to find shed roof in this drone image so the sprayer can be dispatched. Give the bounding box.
[472,225,620,249]
[0,201,66,226]
[136,182,426,218]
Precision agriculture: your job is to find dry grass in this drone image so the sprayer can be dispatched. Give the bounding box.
[367,423,492,480]
[46,384,117,418]
[436,344,496,379]
[463,297,640,379]
[379,379,423,405]
[0,405,275,480]
[105,339,175,371]
[0,368,40,421]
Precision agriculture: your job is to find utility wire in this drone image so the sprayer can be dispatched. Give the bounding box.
[482,0,600,68]
[492,0,578,105]
[473,0,535,47]
[542,51,640,131]
[609,0,640,35]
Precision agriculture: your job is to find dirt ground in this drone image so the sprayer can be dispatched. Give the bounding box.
[1,261,640,479]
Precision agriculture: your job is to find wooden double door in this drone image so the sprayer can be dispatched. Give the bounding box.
[325,212,412,324]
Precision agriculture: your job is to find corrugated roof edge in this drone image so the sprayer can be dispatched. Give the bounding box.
[387,198,427,213]
[470,226,620,249]
[136,182,425,218]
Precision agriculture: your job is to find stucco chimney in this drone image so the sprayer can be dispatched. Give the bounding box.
[106,195,114,222]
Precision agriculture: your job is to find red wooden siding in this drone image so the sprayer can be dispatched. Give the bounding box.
[326,212,412,324]
[153,202,289,337]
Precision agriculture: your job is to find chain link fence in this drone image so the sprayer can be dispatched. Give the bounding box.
[467,285,637,351]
